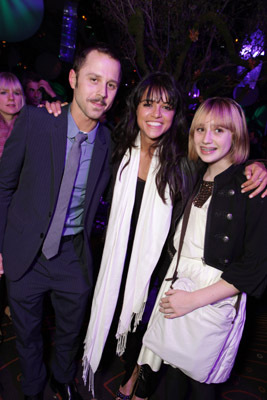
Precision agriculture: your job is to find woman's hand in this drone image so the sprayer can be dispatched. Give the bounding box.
[242,162,267,198]
[38,100,68,117]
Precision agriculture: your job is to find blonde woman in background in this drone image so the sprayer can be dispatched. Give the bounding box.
[0,72,25,158]
[0,72,25,343]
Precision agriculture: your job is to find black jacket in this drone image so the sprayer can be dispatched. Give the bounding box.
[166,164,267,298]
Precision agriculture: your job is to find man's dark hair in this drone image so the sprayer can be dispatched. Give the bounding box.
[22,71,42,91]
[73,43,122,81]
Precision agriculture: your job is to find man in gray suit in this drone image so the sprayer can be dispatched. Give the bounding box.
[0,44,121,400]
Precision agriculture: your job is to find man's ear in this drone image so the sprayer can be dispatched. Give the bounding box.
[69,69,77,89]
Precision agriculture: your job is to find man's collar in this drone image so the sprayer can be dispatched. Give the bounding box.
[68,105,99,142]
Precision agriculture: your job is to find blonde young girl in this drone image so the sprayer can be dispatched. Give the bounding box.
[137,97,267,400]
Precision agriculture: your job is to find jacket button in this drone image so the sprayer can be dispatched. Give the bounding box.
[226,213,233,220]
[224,259,229,264]
[40,233,44,238]
[223,235,229,242]
[228,189,235,196]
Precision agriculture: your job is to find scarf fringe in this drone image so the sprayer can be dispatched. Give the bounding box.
[82,356,95,397]
[116,302,146,356]
[116,331,128,357]
[133,301,146,332]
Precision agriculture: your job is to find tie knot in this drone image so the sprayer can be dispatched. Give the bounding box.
[75,132,87,144]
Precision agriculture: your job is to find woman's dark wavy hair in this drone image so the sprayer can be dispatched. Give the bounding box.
[112,71,188,204]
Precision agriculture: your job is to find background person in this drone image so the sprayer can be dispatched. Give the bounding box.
[22,71,62,106]
[0,72,24,157]
[0,71,25,344]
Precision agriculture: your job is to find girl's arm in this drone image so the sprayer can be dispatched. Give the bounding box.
[159,279,239,319]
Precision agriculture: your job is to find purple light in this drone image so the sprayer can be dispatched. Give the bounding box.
[240,29,264,60]
[59,1,77,63]
[237,29,264,90]
[188,83,200,110]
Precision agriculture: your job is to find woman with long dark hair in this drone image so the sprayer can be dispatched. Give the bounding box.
[83,72,196,399]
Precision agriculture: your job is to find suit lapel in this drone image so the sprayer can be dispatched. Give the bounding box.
[50,108,68,202]
[84,124,108,216]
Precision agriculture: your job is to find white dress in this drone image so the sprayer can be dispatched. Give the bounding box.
[138,198,238,371]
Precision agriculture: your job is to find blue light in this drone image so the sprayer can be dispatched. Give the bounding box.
[59,1,77,63]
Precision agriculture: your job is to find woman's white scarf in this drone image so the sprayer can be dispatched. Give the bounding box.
[83,133,172,395]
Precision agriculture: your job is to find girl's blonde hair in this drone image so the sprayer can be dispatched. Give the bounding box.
[188,97,249,164]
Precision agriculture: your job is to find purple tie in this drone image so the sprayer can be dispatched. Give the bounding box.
[42,132,87,259]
